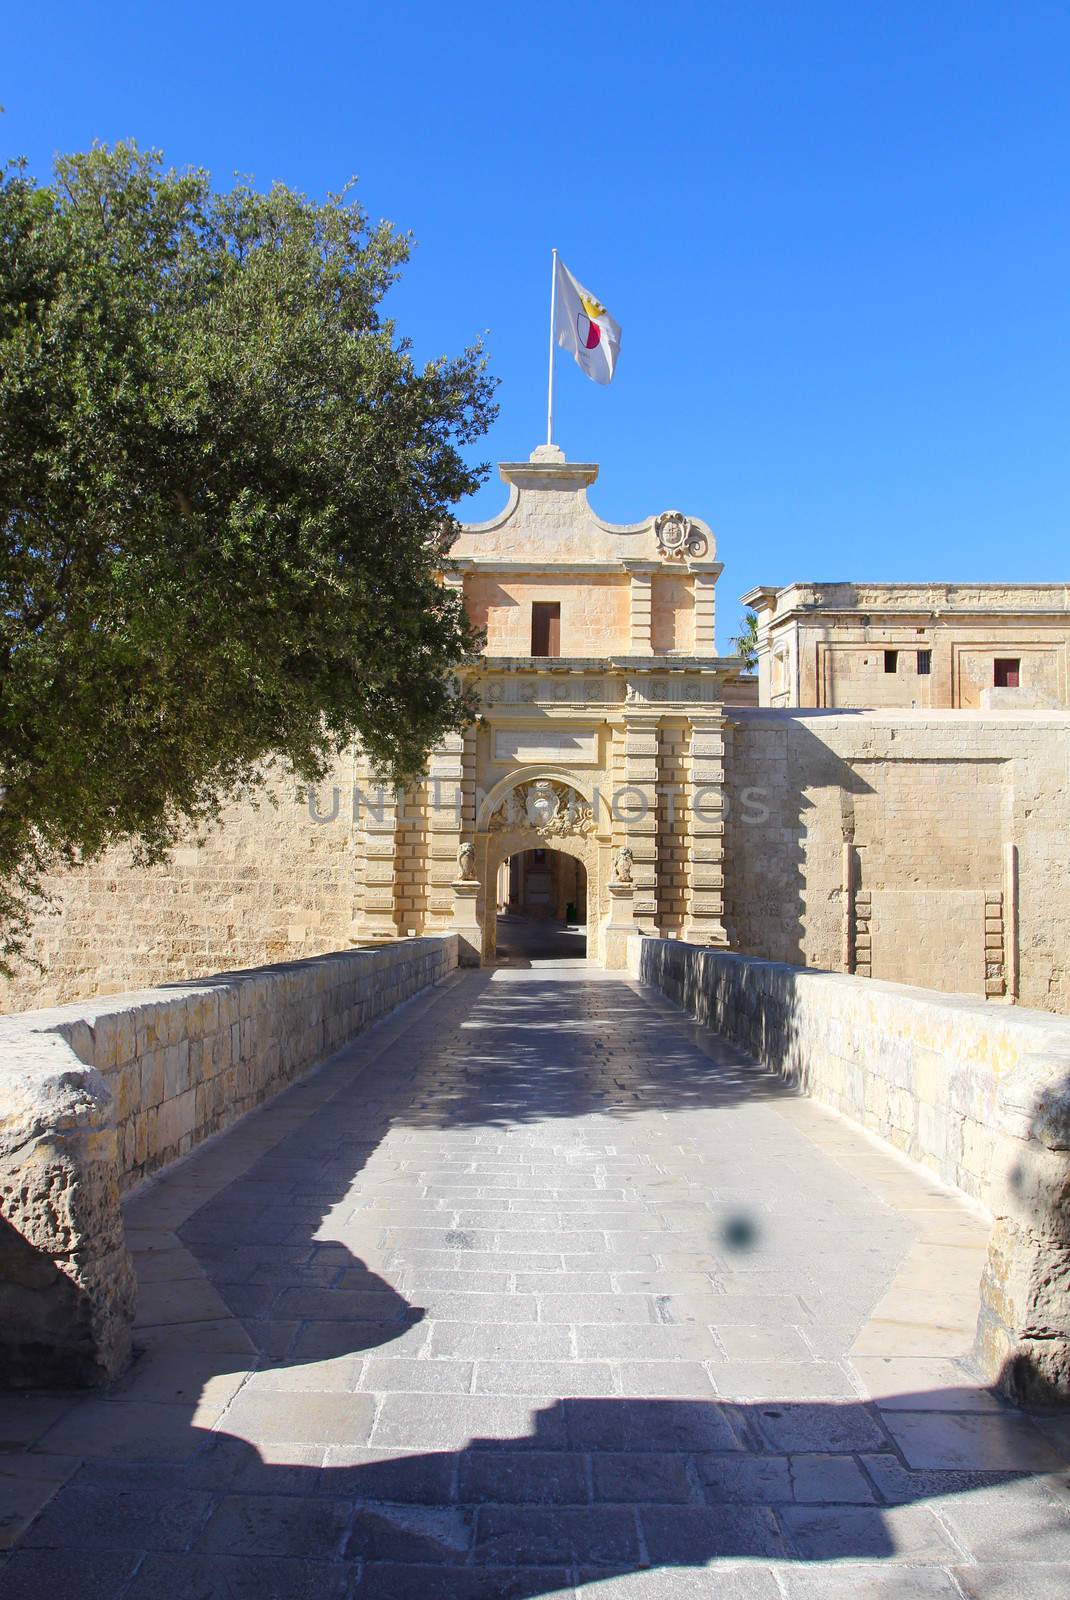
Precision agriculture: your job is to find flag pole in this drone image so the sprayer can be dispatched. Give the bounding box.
[546,248,558,445]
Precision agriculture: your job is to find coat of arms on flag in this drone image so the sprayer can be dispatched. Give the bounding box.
[552,257,621,386]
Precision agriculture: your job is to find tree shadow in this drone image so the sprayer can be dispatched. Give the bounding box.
[4,970,1068,1595]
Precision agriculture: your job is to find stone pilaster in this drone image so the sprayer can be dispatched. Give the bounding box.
[619,714,659,933]
[693,572,718,656]
[1004,842,1020,1001]
[682,714,729,946]
[353,778,399,942]
[853,889,872,978]
[628,570,653,654]
[424,733,466,931]
[985,889,1007,999]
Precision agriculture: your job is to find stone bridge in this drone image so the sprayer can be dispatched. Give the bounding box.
[1,937,1068,1595]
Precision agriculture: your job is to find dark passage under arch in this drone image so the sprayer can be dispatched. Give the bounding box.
[495,847,587,964]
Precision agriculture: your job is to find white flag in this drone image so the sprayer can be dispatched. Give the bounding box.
[553,258,621,385]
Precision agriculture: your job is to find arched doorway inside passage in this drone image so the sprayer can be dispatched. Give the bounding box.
[494,847,589,965]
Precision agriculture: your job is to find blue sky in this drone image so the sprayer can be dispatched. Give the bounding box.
[6,1,1069,647]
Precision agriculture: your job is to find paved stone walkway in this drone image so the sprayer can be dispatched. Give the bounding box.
[2,965,1068,1598]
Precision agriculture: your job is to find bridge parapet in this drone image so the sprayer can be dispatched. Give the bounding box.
[0,936,457,1387]
[630,935,1070,1406]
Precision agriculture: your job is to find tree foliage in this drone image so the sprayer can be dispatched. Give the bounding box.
[0,142,497,966]
[730,611,759,673]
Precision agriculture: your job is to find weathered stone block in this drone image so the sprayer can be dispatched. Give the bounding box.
[0,1034,136,1387]
[162,1040,191,1100]
[139,1049,165,1109]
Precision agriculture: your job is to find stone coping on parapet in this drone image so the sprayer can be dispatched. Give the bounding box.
[498,455,600,484]
[0,937,457,1037]
[741,580,1070,617]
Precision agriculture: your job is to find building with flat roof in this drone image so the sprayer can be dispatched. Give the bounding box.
[742,581,1070,709]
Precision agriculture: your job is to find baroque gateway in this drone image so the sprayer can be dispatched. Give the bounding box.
[350,443,756,969]
[2,444,1068,1012]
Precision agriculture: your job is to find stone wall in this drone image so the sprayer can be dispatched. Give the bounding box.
[725,708,1070,1014]
[1,755,362,1011]
[464,572,633,656]
[2,706,1068,1018]
[0,937,457,1385]
[746,581,1070,710]
[630,935,1070,1404]
[650,573,696,654]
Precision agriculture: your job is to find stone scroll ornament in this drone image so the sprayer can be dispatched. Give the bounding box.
[654,510,708,561]
[487,780,595,838]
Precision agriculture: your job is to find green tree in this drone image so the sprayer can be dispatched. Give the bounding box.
[0,142,497,966]
[730,610,759,672]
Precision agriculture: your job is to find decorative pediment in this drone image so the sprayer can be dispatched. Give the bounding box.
[448,445,716,568]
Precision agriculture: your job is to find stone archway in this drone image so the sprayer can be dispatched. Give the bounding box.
[481,829,602,964]
[471,772,610,966]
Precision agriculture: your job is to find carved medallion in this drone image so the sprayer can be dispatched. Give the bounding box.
[654,510,708,561]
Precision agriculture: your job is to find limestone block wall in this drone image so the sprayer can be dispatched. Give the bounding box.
[650,573,696,654]
[631,935,1070,1403]
[463,572,632,656]
[750,582,1070,710]
[0,936,458,1386]
[3,706,1067,1018]
[655,719,691,933]
[4,936,458,1195]
[1,754,362,1012]
[725,709,1070,1015]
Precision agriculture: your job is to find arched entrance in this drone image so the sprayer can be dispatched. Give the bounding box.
[496,848,588,964]
[473,773,608,966]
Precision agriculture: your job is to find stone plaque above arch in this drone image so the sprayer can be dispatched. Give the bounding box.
[493,728,598,765]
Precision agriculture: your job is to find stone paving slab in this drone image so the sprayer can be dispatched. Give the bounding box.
[2,963,1068,1597]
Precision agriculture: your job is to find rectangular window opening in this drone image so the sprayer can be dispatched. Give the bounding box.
[531,601,561,657]
[994,657,1020,688]
[916,649,931,676]
[884,649,898,673]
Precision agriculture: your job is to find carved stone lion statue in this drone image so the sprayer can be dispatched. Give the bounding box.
[457,841,476,881]
[612,845,634,885]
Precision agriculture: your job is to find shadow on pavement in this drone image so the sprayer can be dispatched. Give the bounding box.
[4,970,1068,1596]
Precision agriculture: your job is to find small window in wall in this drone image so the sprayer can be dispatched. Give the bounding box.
[531,601,561,657]
[884,650,899,673]
[916,649,931,675]
[994,657,1020,688]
